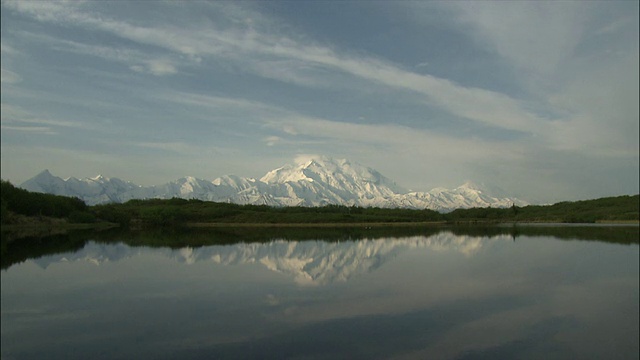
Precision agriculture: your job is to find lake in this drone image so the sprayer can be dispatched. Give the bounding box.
[1,225,638,359]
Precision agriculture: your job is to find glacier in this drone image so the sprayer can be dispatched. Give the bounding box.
[19,156,528,211]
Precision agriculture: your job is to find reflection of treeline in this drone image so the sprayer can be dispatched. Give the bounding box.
[0,230,90,270]
[1,179,638,226]
[91,225,640,247]
[448,224,639,244]
[2,225,637,270]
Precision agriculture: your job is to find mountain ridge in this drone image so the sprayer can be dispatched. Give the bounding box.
[19,156,528,211]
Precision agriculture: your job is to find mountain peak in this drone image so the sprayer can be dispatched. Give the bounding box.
[457,181,483,191]
[294,154,328,165]
[20,169,65,195]
[91,174,108,181]
[259,156,409,199]
[28,169,64,185]
[456,181,511,199]
[36,169,54,178]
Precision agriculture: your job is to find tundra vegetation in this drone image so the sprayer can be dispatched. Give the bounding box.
[1,179,638,228]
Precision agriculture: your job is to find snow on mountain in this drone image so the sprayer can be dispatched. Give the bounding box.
[19,156,527,211]
[20,169,141,204]
[31,233,511,285]
[392,181,528,212]
[262,156,406,194]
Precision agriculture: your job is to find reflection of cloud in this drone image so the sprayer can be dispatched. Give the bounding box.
[30,233,510,285]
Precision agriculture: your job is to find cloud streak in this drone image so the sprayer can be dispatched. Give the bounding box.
[1,1,637,202]
[4,1,547,134]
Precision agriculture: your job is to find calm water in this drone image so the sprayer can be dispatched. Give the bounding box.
[1,226,638,359]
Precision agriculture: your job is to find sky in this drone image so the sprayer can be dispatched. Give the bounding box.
[1,1,638,204]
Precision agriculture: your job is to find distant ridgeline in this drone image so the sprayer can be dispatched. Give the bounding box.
[18,157,529,211]
[2,179,638,226]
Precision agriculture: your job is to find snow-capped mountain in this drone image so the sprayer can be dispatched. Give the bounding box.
[390,182,523,212]
[21,169,141,205]
[258,156,407,207]
[19,156,527,211]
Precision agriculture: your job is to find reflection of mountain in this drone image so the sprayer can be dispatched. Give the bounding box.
[31,233,511,285]
[32,242,148,268]
[9,226,637,272]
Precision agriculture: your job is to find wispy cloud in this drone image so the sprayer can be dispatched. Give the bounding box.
[263,136,282,147]
[1,68,21,84]
[439,1,588,77]
[154,89,517,163]
[0,103,94,130]
[135,141,204,155]
[15,31,182,77]
[0,125,56,134]
[1,42,20,56]
[406,1,638,156]
[4,0,548,136]
[130,59,177,76]
[159,91,279,114]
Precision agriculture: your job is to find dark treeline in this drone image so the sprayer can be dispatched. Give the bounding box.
[1,180,95,223]
[91,198,444,226]
[447,195,639,223]
[1,180,638,226]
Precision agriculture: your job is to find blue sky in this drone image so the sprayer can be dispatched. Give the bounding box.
[1,1,638,203]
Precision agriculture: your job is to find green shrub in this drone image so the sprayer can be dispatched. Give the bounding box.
[68,211,96,224]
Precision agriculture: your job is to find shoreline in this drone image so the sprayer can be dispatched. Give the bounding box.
[187,221,638,228]
[186,221,448,228]
[2,220,637,236]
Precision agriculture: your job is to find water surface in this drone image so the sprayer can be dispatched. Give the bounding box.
[1,226,638,359]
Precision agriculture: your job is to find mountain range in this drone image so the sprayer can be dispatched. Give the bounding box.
[20,156,527,211]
